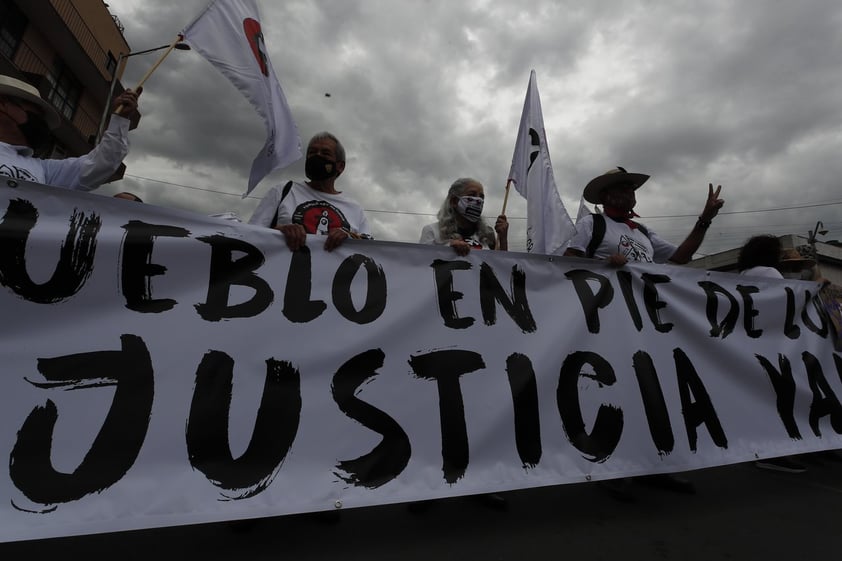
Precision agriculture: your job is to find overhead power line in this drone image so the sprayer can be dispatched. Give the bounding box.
[124,173,842,221]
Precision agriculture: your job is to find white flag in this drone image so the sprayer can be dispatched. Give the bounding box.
[552,196,592,255]
[507,70,575,254]
[182,0,301,195]
[576,197,591,223]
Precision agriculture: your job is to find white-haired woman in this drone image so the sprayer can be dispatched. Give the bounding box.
[419,178,508,255]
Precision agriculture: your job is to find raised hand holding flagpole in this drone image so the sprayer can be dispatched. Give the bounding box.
[113,36,185,117]
[501,178,513,216]
[498,178,512,252]
[130,37,184,92]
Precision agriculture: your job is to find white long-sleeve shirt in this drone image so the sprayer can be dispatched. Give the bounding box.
[0,115,130,190]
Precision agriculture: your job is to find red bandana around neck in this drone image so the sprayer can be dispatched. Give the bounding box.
[603,205,641,229]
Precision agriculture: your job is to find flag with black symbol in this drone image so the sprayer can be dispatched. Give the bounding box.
[507,70,575,254]
[182,0,301,195]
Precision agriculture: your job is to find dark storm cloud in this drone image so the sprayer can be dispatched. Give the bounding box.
[107,0,842,252]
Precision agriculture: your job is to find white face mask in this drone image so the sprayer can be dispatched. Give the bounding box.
[456,195,484,222]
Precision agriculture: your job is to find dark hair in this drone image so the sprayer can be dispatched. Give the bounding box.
[737,235,781,271]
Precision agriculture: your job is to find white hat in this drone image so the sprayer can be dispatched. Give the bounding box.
[583,167,650,204]
[0,74,60,129]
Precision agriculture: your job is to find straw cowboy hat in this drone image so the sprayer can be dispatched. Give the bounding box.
[583,166,650,204]
[779,248,815,270]
[0,74,60,129]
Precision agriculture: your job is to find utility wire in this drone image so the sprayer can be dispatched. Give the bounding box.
[125,173,842,221]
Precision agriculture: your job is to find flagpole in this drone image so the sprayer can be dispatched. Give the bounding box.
[501,179,512,215]
[134,35,184,90]
[114,35,184,115]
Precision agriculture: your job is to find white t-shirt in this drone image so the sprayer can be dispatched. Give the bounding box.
[566,214,677,263]
[248,181,371,236]
[739,266,784,280]
[419,222,492,250]
[0,115,130,190]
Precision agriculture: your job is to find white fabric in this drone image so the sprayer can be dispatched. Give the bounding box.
[740,266,784,279]
[248,180,370,236]
[182,0,301,195]
[209,211,241,222]
[507,70,576,255]
[419,221,492,250]
[0,116,129,190]
[555,197,593,255]
[575,197,592,223]
[566,214,677,263]
[1,183,839,542]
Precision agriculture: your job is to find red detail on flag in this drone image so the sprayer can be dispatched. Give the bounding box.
[243,18,268,76]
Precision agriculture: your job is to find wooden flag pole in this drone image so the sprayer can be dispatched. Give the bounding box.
[115,35,184,115]
[501,179,513,215]
[134,36,183,90]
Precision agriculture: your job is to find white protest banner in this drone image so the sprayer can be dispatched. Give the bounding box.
[1,181,841,542]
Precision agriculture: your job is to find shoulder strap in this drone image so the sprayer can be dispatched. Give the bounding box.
[586,213,606,258]
[269,181,294,228]
[636,222,650,238]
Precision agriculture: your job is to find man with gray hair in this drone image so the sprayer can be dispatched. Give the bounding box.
[249,131,371,252]
[0,74,140,190]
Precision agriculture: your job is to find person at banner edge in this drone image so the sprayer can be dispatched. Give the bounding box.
[0,74,140,190]
[562,167,724,266]
[737,235,786,280]
[419,177,508,256]
[248,131,371,252]
[739,237,829,285]
[777,247,829,284]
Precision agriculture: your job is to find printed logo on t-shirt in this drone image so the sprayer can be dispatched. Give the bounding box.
[292,200,350,234]
[0,164,37,182]
[617,234,653,263]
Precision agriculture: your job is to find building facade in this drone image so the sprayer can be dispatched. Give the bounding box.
[0,0,130,159]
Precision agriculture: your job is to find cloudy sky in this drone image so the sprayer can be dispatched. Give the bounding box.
[101,0,842,255]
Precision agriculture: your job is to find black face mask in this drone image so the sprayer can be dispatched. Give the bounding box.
[305,155,338,181]
[18,112,52,152]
